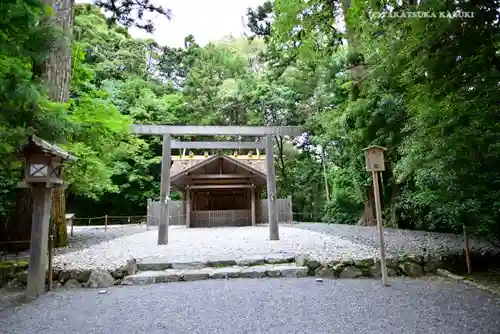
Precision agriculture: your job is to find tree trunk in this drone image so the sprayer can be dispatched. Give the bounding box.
[340,0,375,224]
[274,135,287,180]
[9,0,75,250]
[342,0,373,223]
[340,0,365,84]
[320,144,330,202]
[42,0,75,247]
[51,189,68,246]
[389,184,398,228]
[358,185,376,226]
[2,190,33,252]
[41,0,74,102]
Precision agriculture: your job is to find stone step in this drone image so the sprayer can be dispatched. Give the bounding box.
[135,253,296,271]
[122,263,308,285]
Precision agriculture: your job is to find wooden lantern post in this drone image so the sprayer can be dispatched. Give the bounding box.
[17,136,77,300]
[363,145,389,286]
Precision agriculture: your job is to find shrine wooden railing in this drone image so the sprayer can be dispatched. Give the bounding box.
[147,196,293,227]
[192,209,250,227]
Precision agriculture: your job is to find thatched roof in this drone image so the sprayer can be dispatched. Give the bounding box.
[170,159,204,177]
[170,154,266,177]
[234,158,266,174]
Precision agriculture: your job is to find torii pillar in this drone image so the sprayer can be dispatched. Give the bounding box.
[158,134,171,245]
[265,135,279,240]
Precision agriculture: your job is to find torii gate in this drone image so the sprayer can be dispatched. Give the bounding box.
[132,125,304,245]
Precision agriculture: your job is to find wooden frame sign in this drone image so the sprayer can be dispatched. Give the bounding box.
[364,145,387,172]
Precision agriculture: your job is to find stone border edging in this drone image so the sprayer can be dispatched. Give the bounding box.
[307,252,500,279]
[3,251,500,290]
[123,264,310,285]
[436,268,500,295]
[135,254,296,271]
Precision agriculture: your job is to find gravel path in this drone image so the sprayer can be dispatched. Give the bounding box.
[61,224,149,255]
[1,277,499,334]
[53,226,378,270]
[294,223,500,257]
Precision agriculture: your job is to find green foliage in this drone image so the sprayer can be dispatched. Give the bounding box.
[66,5,170,213]
[94,0,171,33]
[281,149,326,222]
[323,189,364,224]
[0,0,68,215]
[2,0,500,244]
[265,0,500,240]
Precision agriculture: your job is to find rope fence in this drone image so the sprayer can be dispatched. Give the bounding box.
[1,210,482,244]
[0,215,150,247]
[0,211,324,247]
[0,211,328,244]
[69,215,149,236]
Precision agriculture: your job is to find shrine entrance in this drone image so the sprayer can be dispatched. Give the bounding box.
[132,124,303,244]
[170,153,266,227]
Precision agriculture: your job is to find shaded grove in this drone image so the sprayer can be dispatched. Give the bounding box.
[1,0,499,249]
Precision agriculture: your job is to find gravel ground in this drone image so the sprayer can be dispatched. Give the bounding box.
[6,223,500,272]
[0,224,149,261]
[1,277,499,334]
[61,224,149,255]
[293,223,500,257]
[52,226,378,270]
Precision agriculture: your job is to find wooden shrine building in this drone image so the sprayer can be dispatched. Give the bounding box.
[148,152,292,228]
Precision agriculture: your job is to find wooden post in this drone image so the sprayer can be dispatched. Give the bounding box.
[104,215,108,231]
[26,186,53,300]
[287,195,293,224]
[464,225,472,274]
[19,135,76,300]
[186,188,191,228]
[70,218,74,236]
[251,184,256,226]
[372,171,389,286]
[320,145,330,202]
[47,234,54,291]
[158,134,172,245]
[363,145,389,286]
[146,198,151,230]
[265,135,279,240]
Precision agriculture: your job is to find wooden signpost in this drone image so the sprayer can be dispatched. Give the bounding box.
[17,136,77,300]
[363,145,389,286]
